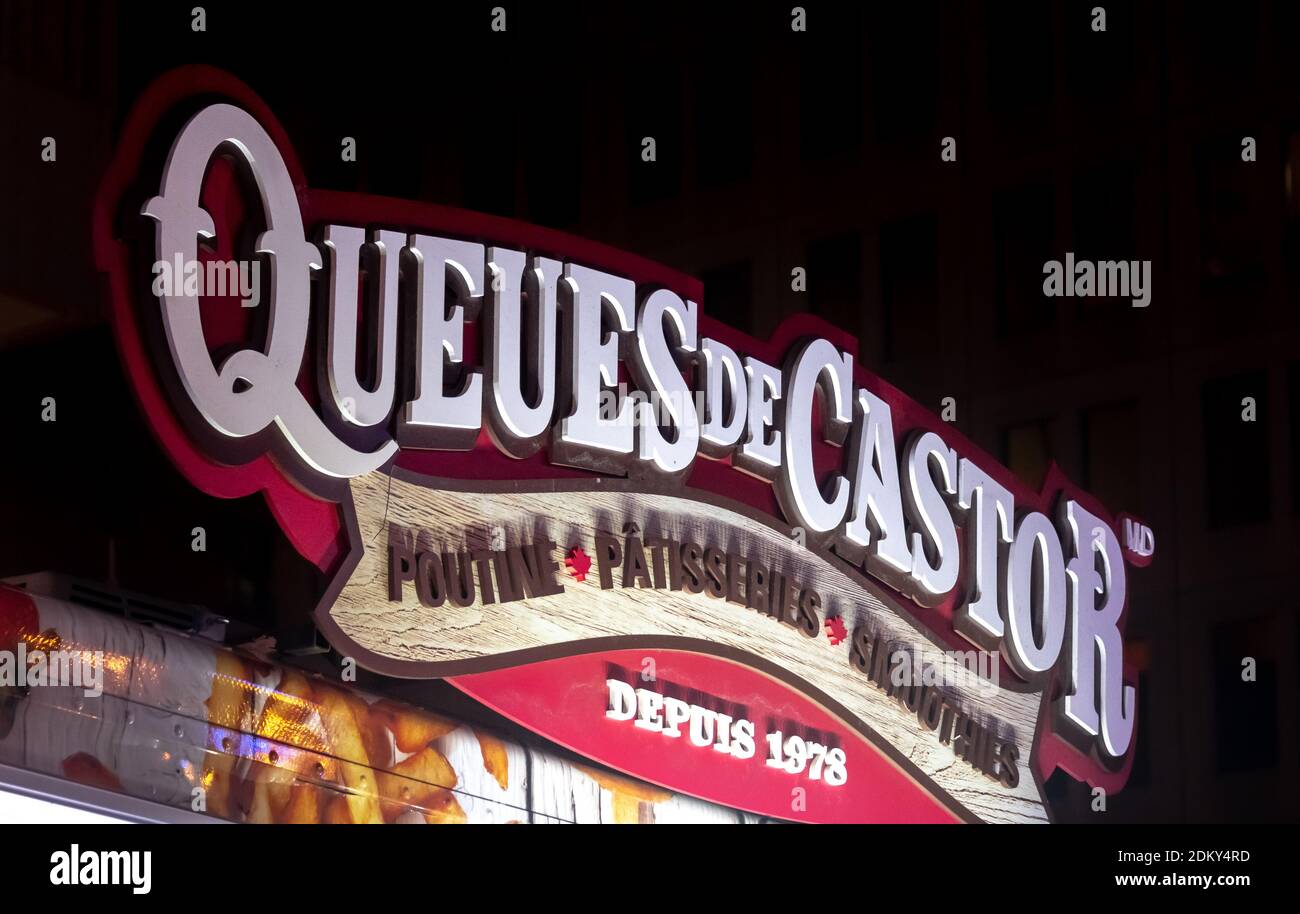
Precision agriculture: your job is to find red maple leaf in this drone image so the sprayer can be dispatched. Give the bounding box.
[824,615,847,646]
[565,546,592,583]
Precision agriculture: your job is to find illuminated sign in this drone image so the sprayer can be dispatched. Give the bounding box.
[93,67,1152,823]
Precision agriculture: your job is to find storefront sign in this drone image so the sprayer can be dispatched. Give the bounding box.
[454,649,960,823]
[93,67,1152,823]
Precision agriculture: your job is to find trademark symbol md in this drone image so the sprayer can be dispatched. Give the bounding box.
[1116,513,1154,567]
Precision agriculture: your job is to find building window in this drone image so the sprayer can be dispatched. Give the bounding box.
[1284,132,1300,274]
[1064,0,1134,106]
[986,0,1052,121]
[627,66,684,206]
[1073,162,1136,254]
[1212,616,1279,773]
[1291,362,1300,515]
[798,8,863,163]
[1187,0,1258,93]
[1083,400,1141,514]
[699,261,754,337]
[1003,419,1052,491]
[880,213,938,362]
[993,183,1056,335]
[1195,132,1266,298]
[526,107,582,228]
[807,232,863,343]
[871,2,937,145]
[695,56,754,189]
[1201,372,1270,528]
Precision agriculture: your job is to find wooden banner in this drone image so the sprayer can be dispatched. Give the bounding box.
[314,467,1051,824]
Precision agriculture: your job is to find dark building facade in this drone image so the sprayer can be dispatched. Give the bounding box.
[0,0,1296,822]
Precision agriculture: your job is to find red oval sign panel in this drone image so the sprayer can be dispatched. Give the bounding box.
[451,649,961,823]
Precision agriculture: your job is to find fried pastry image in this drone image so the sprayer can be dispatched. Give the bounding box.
[474,729,510,791]
[423,788,467,824]
[375,699,457,754]
[313,686,384,824]
[377,746,458,822]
